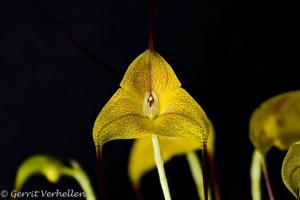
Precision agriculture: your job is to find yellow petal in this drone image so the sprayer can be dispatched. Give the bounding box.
[128,136,201,187]
[120,49,181,97]
[14,155,96,200]
[155,87,209,142]
[15,155,64,190]
[249,91,300,154]
[282,141,300,199]
[93,48,209,150]
[128,121,214,187]
[93,88,150,150]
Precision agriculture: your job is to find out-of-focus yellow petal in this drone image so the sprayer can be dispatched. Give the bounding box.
[282,141,300,199]
[128,136,201,187]
[93,49,209,150]
[14,155,96,200]
[128,121,214,188]
[249,91,300,154]
[15,155,63,190]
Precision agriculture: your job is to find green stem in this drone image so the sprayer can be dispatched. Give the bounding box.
[250,150,262,200]
[151,134,172,200]
[62,161,96,200]
[186,151,212,200]
[187,151,203,198]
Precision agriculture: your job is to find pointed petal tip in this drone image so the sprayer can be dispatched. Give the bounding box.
[120,49,181,96]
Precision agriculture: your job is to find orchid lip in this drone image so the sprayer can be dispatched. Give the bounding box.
[143,91,160,119]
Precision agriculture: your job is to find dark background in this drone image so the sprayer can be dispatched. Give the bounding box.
[0,0,299,199]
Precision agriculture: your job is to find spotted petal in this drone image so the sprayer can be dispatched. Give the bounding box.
[120,49,181,97]
[282,141,300,199]
[93,49,209,150]
[93,88,150,150]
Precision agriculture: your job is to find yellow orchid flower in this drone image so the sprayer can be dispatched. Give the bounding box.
[14,155,96,200]
[250,91,300,154]
[93,48,210,200]
[282,140,300,199]
[249,91,300,200]
[128,121,215,200]
[93,49,209,149]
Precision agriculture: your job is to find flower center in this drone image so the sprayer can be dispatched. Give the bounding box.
[143,91,160,119]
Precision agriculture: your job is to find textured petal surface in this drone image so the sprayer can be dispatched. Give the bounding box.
[93,88,149,150]
[154,88,209,142]
[93,49,209,150]
[120,49,181,97]
[282,141,300,199]
[250,91,300,154]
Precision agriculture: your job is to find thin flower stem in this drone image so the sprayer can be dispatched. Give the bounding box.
[186,151,203,198]
[148,0,155,49]
[186,151,212,200]
[208,152,221,200]
[62,161,96,200]
[151,134,172,200]
[250,150,262,200]
[96,150,107,200]
[56,16,120,79]
[201,143,209,200]
[260,155,275,200]
[133,186,143,200]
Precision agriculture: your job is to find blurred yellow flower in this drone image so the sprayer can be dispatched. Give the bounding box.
[249,91,300,200]
[14,155,96,200]
[250,91,300,154]
[15,155,63,190]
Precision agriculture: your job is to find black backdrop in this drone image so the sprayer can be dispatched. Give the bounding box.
[1,0,299,199]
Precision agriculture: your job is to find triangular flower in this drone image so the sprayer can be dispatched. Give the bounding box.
[93,49,210,150]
